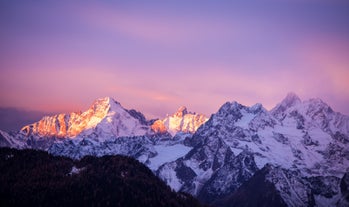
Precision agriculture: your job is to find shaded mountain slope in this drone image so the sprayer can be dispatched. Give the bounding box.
[213,165,287,207]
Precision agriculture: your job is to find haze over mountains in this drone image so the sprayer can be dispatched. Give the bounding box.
[1,93,349,206]
[0,108,54,132]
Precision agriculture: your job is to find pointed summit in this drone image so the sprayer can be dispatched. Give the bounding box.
[91,97,120,109]
[159,106,208,136]
[93,97,114,105]
[271,92,301,118]
[282,92,301,107]
[20,97,150,139]
[174,106,188,117]
[303,98,335,118]
[87,97,124,118]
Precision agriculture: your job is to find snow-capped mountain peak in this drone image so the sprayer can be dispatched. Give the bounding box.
[89,96,120,113]
[283,92,301,105]
[154,106,208,136]
[250,103,265,114]
[211,101,265,126]
[20,97,151,140]
[303,98,333,116]
[271,92,301,118]
[174,106,188,117]
[79,97,122,129]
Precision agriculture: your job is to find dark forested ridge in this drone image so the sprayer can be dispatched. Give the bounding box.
[0,148,205,207]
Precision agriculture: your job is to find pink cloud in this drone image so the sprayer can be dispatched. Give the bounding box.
[77,4,256,47]
[295,38,349,94]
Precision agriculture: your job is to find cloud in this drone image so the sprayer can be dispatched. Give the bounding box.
[77,3,253,47]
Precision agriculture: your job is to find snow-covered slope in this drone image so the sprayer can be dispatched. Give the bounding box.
[0,98,204,168]
[157,93,349,206]
[20,97,152,140]
[151,106,208,136]
[45,105,202,166]
[48,134,192,170]
[0,130,26,148]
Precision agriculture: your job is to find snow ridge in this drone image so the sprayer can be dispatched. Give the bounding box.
[153,106,208,136]
[20,97,152,139]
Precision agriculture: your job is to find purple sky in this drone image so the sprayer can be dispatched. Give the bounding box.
[1,0,349,125]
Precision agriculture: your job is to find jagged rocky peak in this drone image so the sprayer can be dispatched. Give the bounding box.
[155,106,208,136]
[174,106,188,117]
[150,120,168,134]
[82,97,122,123]
[89,97,121,113]
[220,101,243,111]
[213,101,244,119]
[283,92,301,106]
[272,93,335,117]
[249,103,265,114]
[304,97,334,115]
[19,97,151,139]
[271,92,301,115]
[216,101,266,116]
[210,101,261,125]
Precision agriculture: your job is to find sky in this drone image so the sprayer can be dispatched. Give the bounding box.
[1,0,349,130]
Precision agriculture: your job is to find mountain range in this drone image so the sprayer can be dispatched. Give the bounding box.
[1,93,348,206]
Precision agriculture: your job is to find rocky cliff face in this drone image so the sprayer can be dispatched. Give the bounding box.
[153,106,208,136]
[20,97,152,139]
